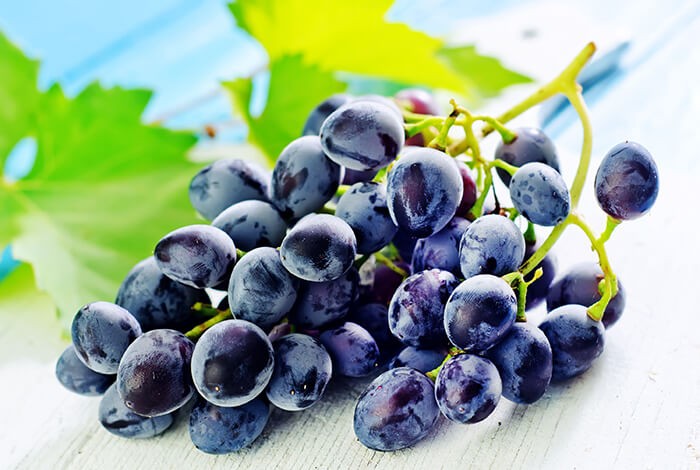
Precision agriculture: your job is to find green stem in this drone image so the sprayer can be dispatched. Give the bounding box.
[425,347,463,382]
[473,115,517,143]
[353,254,371,270]
[319,203,336,215]
[598,216,621,244]
[335,185,350,198]
[517,280,528,322]
[565,87,594,206]
[404,117,444,137]
[191,302,221,318]
[428,106,459,151]
[374,252,409,278]
[524,222,537,244]
[490,158,518,176]
[185,309,233,341]
[469,164,493,218]
[236,248,247,260]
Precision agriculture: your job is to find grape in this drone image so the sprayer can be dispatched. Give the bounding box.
[302,94,353,136]
[289,268,358,329]
[189,397,269,454]
[454,161,478,217]
[391,229,419,263]
[117,329,194,417]
[266,334,333,411]
[459,214,525,278]
[395,88,440,115]
[269,135,342,220]
[191,319,274,407]
[412,217,470,276]
[434,354,501,424]
[228,247,299,330]
[594,141,659,220]
[510,162,570,226]
[546,262,625,328]
[539,304,605,380]
[387,147,463,238]
[341,167,378,185]
[360,260,411,306]
[320,101,404,171]
[354,95,404,120]
[444,274,517,352]
[335,182,398,254]
[99,383,173,439]
[388,269,459,347]
[267,322,293,342]
[115,256,210,331]
[353,367,439,451]
[280,214,357,282]
[486,323,552,404]
[154,225,237,289]
[212,200,287,251]
[55,345,114,396]
[388,346,448,373]
[319,322,379,378]
[348,303,395,349]
[523,242,557,310]
[71,301,141,374]
[494,127,560,186]
[189,158,269,221]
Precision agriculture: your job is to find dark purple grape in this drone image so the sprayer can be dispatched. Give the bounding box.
[189,158,269,221]
[594,141,659,220]
[154,225,236,289]
[115,256,210,331]
[348,303,394,348]
[510,162,570,226]
[117,329,194,417]
[395,88,441,115]
[523,242,556,310]
[412,217,470,276]
[280,214,357,282]
[341,167,379,185]
[302,94,353,136]
[539,304,605,380]
[486,323,552,404]
[455,161,478,217]
[189,397,269,454]
[353,367,439,451]
[56,345,114,396]
[459,214,525,278]
[389,269,459,347]
[361,260,411,306]
[212,200,287,251]
[319,322,379,378]
[495,127,560,186]
[289,268,358,329]
[354,95,404,120]
[387,147,463,238]
[320,101,404,171]
[391,230,418,263]
[389,346,448,373]
[71,301,141,374]
[99,383,173,439]
[434,354,501,424]
[546,262,625,328]
[228,247,299,330]
[266,334,333,411]
[444,274,517,352]
[269,135,341,220]
[191,319,274,407]
[335,182,398,254]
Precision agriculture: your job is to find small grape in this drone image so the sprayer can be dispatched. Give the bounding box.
[319,322,379,378]
[302,94,353,136]
[395,88,441,115]
[99,383,173,439]
[56,345,114,396]
[212,200,287,251]
[459,214,525,278]
[289,268,358,329]
[412,217,470,276]
[495,127,560,186]
[388,346,448,373]
[510,162,570,226]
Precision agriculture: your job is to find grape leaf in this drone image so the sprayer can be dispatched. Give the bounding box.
[0,32,200,328]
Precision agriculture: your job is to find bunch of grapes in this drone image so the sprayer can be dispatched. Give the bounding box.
[55,43,659,454]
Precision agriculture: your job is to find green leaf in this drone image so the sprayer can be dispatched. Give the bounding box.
[0,32,200,328]
[223,54,346,165]
[437,45,533,99]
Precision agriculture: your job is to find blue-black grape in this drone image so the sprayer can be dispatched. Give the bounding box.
[353,367,439,451]
[189,158,269,221]
[389,346,448,373]
[412,217,470,276]
[280,214,357,282]
[319,322,379,378]
[154,225,236,289]
[266,334,333,411]
[289,268,358,329]
[387,147,463,238]
[360,260,411,306]
[71,301,141,374]
[348,303,395,350]
[99,383,173,439]
[191,319,274,407]
[434,354,501,424]
[486,323,552,404]
[459,214,525,278]
[391,230,419,263]
[320,100,404,171]
[495,127,560,186]
[302,94,353,136]
[117,329,194,417]
[269,135,342,220]
[342,167,378,185]
[388,269,459,347]
[444,274,517,352]
[56,345,114,396]
[523,242,556,310]
[594,141,659,220]
[189,397,269,454]
[335,182,398,254]
[539,304,605,380]
[354,95,404,120]
[115,256,210,331]
[546,262,625,328]
[212,200,287,251]
[455,161,478,217]
[228,247,299,330]
[510,162,570,226]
